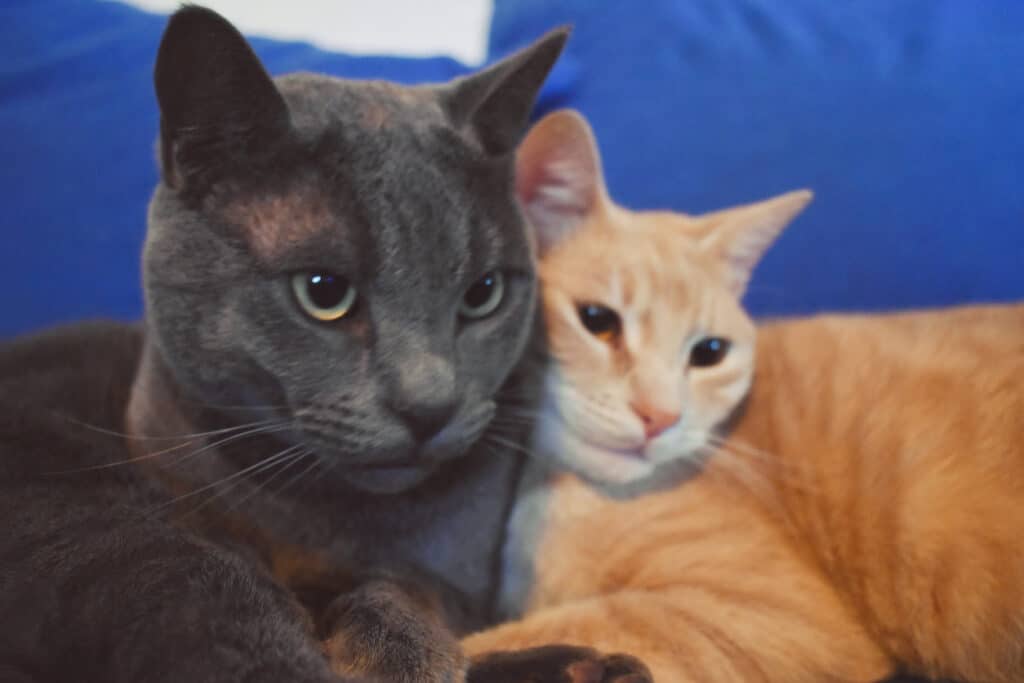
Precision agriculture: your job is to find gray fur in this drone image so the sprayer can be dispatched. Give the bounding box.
[0,6,581,682]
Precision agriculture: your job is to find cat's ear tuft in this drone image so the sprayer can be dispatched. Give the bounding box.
[444,27,570,157]
[696,189,813,297]
[516,109,607,255]
[154,5,290,192]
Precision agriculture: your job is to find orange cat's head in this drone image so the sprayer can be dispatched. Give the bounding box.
[518,110,812,487]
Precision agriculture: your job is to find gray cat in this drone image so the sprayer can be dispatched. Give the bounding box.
[0,6,648,683]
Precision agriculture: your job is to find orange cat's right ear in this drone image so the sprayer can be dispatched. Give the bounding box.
[695,189,814,297]
[516,109,607,254]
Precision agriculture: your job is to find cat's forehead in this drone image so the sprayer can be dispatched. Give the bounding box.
[275,74,448,133]
[187,73,526,291]
[213,174,488,288]
[216,181,337,262]
[542,211,711,305]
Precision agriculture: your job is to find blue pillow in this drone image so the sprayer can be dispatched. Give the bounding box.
[0,0,572,336]
[493,0,1024,317]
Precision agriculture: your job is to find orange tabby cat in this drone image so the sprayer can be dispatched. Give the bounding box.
[463,110,1024,682]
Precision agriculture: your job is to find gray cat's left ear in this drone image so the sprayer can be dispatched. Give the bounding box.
[154,6,290,193]
[443,27,570,156]
[695,190,813,296]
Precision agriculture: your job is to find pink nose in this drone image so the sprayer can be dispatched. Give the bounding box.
[631,401,681,440]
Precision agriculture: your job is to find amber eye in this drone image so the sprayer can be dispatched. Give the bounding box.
[460,271,505,319]
[291,272,357,321]
[577,303,621,342]
[689,337,731,367]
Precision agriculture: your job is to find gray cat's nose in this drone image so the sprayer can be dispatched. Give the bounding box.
[398,399,458,443]
[388,353,459,444]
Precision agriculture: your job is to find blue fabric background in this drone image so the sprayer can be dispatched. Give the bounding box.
[0,0,570,336]
[491,0,1024,319]
[1,0,1021,338]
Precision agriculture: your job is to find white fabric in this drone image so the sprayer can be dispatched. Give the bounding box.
[116,0,493,65]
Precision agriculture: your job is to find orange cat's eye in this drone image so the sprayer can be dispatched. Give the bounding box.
[690,337,731,367]
[577,303,621,342]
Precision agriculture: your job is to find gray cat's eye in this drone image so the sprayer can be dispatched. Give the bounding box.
[291,272,357,322]
[459,271,505,319]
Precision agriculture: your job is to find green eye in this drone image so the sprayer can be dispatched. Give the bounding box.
[460,271,505,319]
[577,303,621,342]
[291,272,357,321]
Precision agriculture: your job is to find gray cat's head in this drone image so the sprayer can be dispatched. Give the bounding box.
[143,6,567,493]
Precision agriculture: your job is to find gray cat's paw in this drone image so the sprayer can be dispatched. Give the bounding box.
[466,645,653,683]
[321,578,466,683]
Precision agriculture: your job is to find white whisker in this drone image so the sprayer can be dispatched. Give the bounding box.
[222,448,311,513]
[484,433,537,459]
[148,443,307,518]
[46,420,292,475]
[272,454,323,498]
[57,413,281,443]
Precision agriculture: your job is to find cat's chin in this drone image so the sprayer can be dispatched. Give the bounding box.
[339,464,437,495]
[534,418,655,487]
[569,445,657,487]
[534,415,710,494]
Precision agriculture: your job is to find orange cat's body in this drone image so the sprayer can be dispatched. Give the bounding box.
[461,109,1024,682]
[466,303,1024,682]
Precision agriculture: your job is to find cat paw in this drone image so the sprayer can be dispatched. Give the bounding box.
[466,645,653,683]
[321,578,466,683]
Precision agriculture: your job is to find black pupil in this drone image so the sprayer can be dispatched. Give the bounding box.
[308,274,348,309]
[690,337,731,367]
[579,305,619,334]
[465,274,496,309]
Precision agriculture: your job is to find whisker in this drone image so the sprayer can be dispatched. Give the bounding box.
[162,423,295,470]
[694,445,791,508]
[45,421,293,475]
[705,439,813,497]
[272,454,323,498]
[707,434,781,465]
[483,433,537,459]
[222,448,311,513]
[296,455,338,493]
[150,444,308,518]
[46,438,203,475]
[57,413,280,443]
[489,417,537,431]
[176,397,290,412]
[707,435,807,484]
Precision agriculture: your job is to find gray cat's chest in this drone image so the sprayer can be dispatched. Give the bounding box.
[495,458,556,620]
[257,448,526,626]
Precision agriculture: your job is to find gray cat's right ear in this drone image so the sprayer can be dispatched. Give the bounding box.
[516,109,606,255]
[154,5,290,192]
[444,27,570,157]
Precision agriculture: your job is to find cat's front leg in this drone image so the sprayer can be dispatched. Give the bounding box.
[321,575,467,683]
[462,589,892,683]
[467,645,651,683]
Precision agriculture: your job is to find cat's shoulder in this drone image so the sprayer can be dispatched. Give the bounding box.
[0,320,142,394]
[0,320,142,449]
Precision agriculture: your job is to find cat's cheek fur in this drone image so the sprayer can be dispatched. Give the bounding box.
[532,411,656,487]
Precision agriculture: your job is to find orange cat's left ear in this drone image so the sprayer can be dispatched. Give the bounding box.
[695,189,813,296]
[516,109,608,255]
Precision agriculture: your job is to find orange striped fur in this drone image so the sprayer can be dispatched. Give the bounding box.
[462,110,1024,682]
